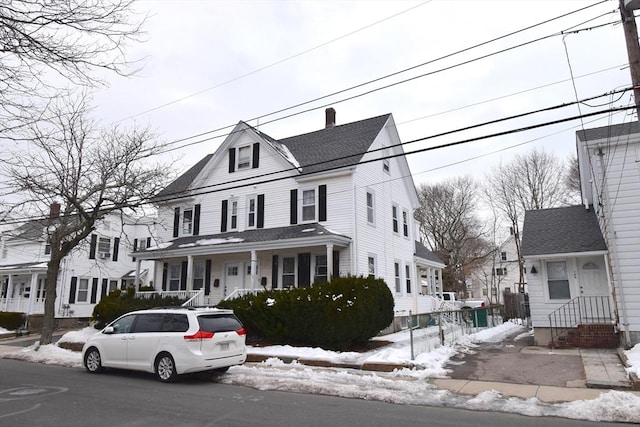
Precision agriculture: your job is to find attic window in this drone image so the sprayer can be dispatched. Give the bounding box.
[383,158,390,173]
[238,145,251,169]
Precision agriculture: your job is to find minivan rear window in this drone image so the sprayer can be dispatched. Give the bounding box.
[198,314,242,333]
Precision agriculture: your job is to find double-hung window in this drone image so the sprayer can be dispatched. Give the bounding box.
[315,255,328,284]
[169,264,181,291]
[366,191,375,224]
[282,257,296,288]
[367,255,376,277]
[77,278,89,302]
[182,208,193,234]
[237,145,252,169]
[230,200,238,230]
[394,262,401,293]
[402,209,409,237]
[392,205,399,233]
[547,261,570,299]
[193,260,205,290]
[405,264,412,293]
[302,189,316,221]
[98,238,111,259]
[247,196,257,228]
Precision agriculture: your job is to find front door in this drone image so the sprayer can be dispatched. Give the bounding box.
[577,256,608,297]
[224,263,244,298]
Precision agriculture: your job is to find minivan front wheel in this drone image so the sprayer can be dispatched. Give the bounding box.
[84,347,102,373]
[155,352,177,383]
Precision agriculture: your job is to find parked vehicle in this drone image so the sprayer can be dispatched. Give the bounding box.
[82,307,247,382]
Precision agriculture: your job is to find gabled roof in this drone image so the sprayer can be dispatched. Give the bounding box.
[280,114,391,174]
[576,121,640,143]
[153,113,392,201]
[521,205,607,257]
[134,223,351,257]
[415,240,444,265]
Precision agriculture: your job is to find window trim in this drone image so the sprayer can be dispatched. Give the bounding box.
[394,261,401,293]
[405,263,412,294]
[314,254,328,284]
[402,209,409,238]
[392,204,399,234]
[300,188,317,222]
[229,199,238,231]
[546,260,571,300]
[182,208,194,235]
[77,278,90,303]
[246,195,257,229]
[501,251,507,261]
[168,263,182,291]
[367,254,377,278]
[281,256,296,288]
[237,145,252,170]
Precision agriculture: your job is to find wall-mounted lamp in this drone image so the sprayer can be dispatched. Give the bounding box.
[530,265,537,274]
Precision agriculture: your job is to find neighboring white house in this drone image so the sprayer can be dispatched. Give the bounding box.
[0,207,155,323]
[522,121,640,348]
[133,108,445,324]
[469,232,523,305]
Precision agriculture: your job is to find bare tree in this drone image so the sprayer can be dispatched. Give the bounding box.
[2,93,169,345]
[564,153,581,204]
[416,176,490,295]
[0,0,144,133]
[484,147,566,286]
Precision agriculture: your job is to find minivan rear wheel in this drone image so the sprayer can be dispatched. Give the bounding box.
[84,347,103,373]
[155,352,177,383]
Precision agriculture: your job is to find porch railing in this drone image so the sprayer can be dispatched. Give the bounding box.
[224,288,263,301]
[181,289,204,307]
[0,297,46,314]
[548,296,614,347]
[135,289,201,302]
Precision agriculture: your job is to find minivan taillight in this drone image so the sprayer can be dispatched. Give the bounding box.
[236,327,247,336]
[184,330,214,341]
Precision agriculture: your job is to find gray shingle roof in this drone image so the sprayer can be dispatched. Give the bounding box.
[415,240,444,264]
[136,223,350,254]
[521,205,607,257]
[280,114,391,174]
[152,113,391,201]
[576,121,640,142]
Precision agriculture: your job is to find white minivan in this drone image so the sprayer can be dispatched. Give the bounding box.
[82,307,247,382]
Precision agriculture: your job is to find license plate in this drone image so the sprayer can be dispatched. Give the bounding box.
[220,343,229,351]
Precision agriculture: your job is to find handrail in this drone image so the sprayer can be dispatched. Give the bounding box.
[181,289,204,307]
[548,295,613,347]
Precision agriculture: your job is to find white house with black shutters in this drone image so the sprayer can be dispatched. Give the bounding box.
[133,108,445,323]
[0,208,155,321]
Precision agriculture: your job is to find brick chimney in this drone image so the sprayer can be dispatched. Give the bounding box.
[325,107,336,128]
[49,202,61,218]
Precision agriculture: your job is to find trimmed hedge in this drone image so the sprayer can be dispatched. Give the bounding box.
[92,288,187,328]
[217,276,394,350]
[0,312,24,331]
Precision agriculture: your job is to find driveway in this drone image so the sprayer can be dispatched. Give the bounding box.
[445,329,586,388]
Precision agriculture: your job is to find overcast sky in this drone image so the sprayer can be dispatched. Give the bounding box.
[93,0,634,187]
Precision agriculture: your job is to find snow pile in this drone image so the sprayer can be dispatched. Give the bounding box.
[9,343,82,368]
[0,326,12,334]
[625,343,640,378]
[57,326,100,344]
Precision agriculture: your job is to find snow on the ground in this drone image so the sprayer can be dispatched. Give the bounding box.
[625,343,640,378]
[0,326,12,334]
[2,320,640,423]
[57,326,100,343]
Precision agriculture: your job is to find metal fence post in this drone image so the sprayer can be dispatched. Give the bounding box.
[409,310,414,360]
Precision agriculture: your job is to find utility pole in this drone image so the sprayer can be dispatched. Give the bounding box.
[620,0,640,118]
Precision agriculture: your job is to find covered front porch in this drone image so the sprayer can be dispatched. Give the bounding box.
[0,262,48,315]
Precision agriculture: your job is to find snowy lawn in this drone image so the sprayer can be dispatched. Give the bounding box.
[2,321,639,423]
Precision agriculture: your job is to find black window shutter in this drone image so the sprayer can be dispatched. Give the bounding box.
[257,194,265,229]
[193,204,201,235]
[90,278,98,304]
[173,207,180,238]
[333,250,340,278]
[272,255,279,289]
[101,278,108,299]
[69,277,77,303]
[146,237,151,247]
[89,234,97,259]
[221,200,228,232]
[181,261,188,291]
[290,189,298,225]
[319,184,327,222]
[252,143,260,169]
[112,237,120,261]
[162,263,168,291]
[298,253,311,287]
[228,148,236,173]
[205,259,212,296]
[132,238,138,262]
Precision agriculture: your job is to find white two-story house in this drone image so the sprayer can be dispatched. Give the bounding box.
[133,109,445,325]
[0,205,155,327]
[522,121,640,348]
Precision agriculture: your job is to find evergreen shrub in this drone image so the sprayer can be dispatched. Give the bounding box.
[218,275,394,350]
[91,288,187,328]
[0,312,24,331]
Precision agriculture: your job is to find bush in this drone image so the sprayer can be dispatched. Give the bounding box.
[218,276,394,350]
[0,312,24,331]
[92,288,187,328]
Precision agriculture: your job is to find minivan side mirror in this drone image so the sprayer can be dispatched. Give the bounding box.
[103,326,115,334]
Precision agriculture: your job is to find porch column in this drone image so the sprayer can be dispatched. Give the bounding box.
[5,275,14,311]
[186,255,194,291]
[250,250,257,291]
[134,259,142,290]
[431,268,437,295]
[326,244,334,282]
[26,272,38,315]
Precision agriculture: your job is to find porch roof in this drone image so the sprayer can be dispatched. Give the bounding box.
[414,240,445,267]
[133,223,351,259]
[0,261,48,274]
[521,205,607,257]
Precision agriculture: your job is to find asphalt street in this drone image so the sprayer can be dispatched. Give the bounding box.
[0,358,629,427]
